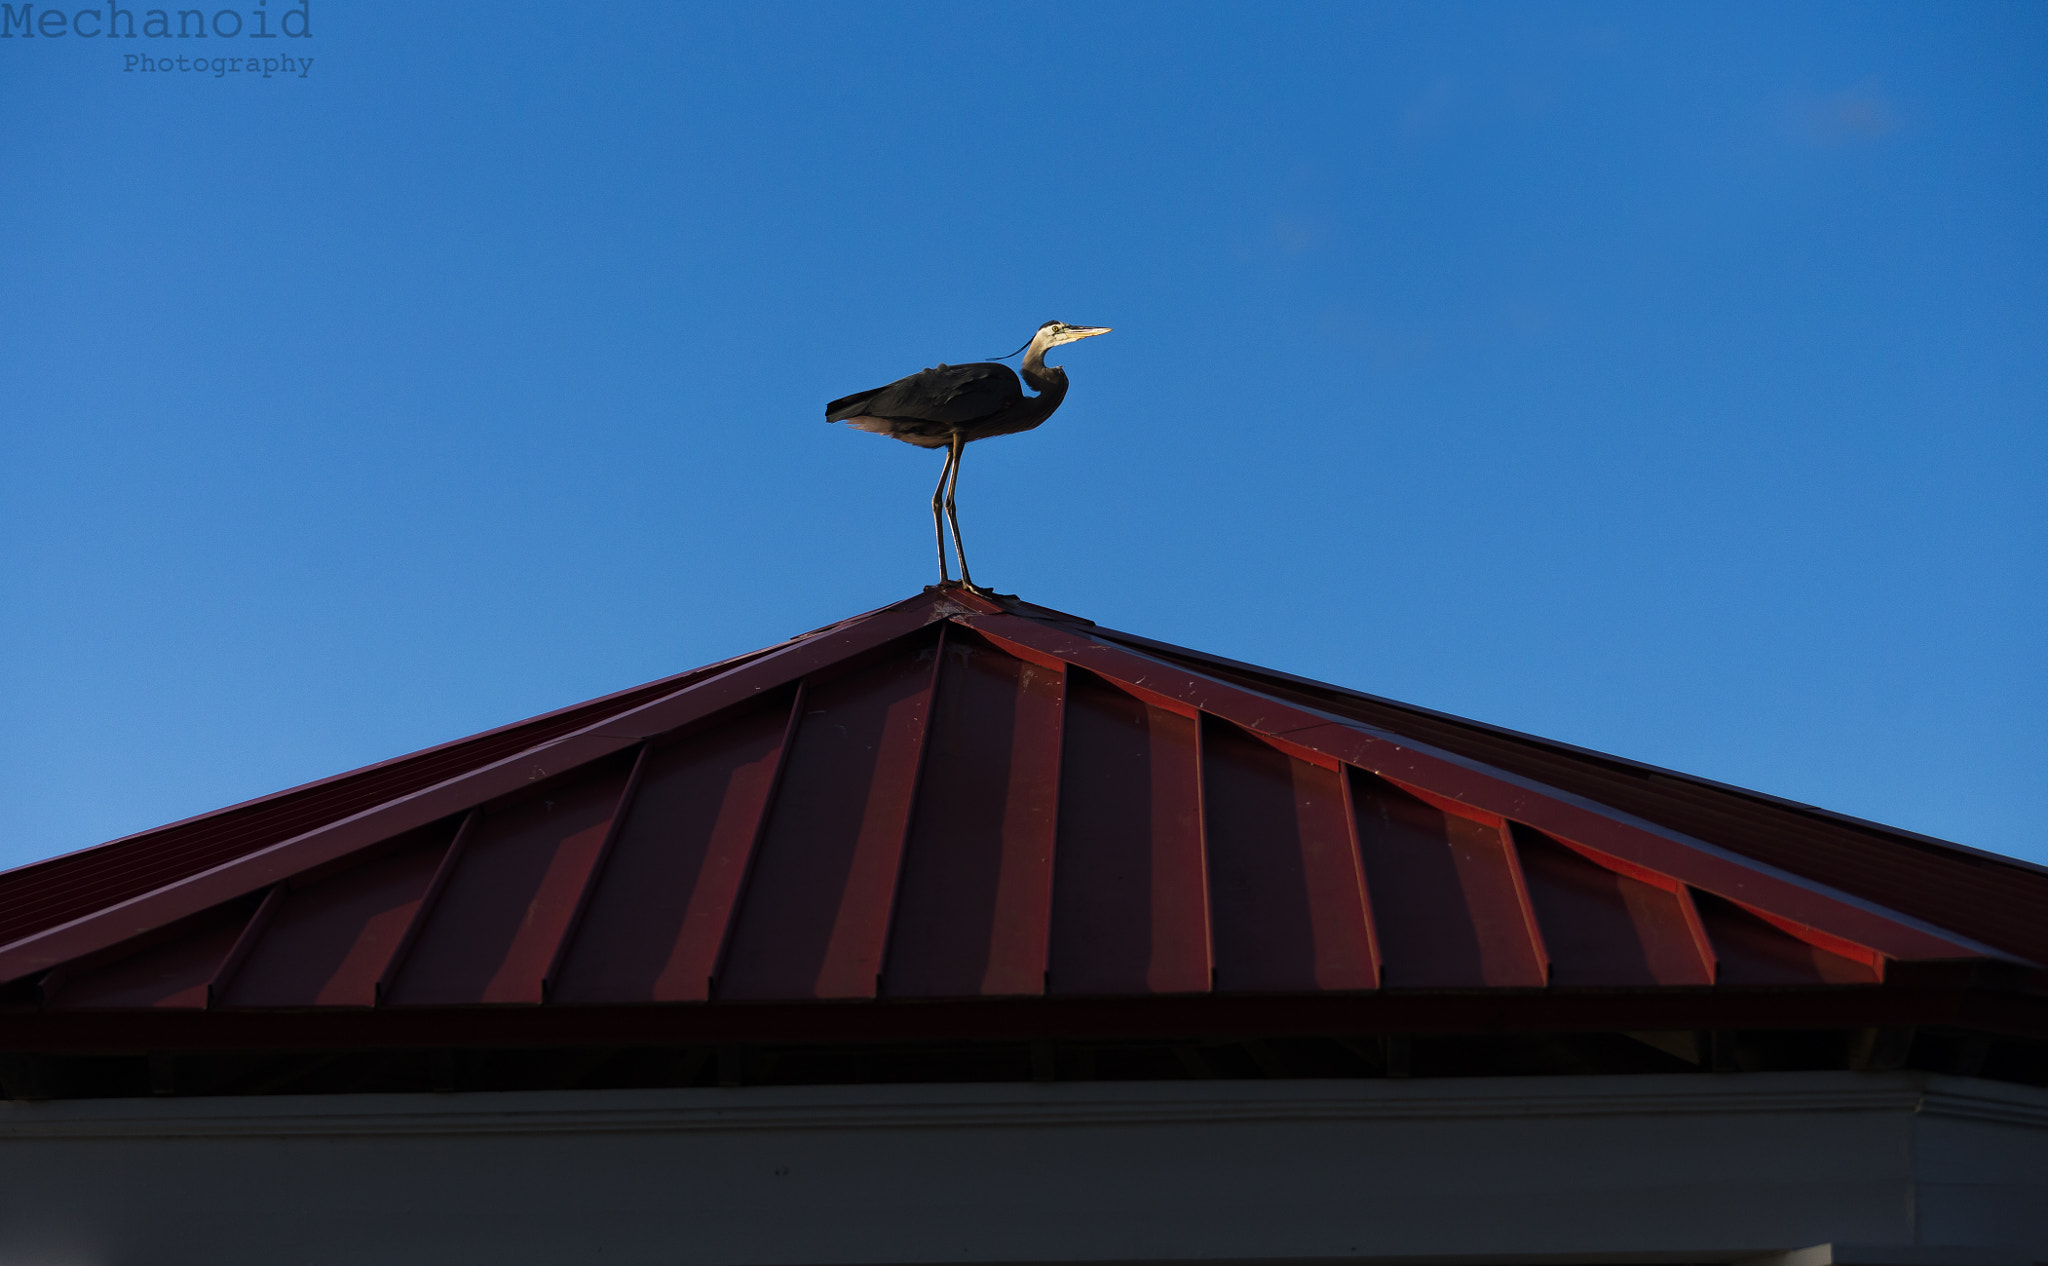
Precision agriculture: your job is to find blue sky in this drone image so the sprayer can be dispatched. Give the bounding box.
[2,2,2042,871]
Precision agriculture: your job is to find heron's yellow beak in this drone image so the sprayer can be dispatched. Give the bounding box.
[1057,325,1112,345]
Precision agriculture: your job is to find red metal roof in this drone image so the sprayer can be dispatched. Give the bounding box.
[0,586,2041,1053]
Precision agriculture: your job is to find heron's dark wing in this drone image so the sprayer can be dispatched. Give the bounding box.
[825,362,1021,424]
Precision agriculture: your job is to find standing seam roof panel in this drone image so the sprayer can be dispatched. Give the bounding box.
[1,587,2035,1038]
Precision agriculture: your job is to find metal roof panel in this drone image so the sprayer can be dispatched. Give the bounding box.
[1,586,2037,1053]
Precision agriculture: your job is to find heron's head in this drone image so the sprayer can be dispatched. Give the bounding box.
[995,321,1112,364]
[1037,320,1112,348]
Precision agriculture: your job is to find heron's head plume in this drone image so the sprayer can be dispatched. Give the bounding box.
[991,320,1111,360]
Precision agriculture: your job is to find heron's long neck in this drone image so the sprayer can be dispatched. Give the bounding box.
[1019,348,1068,412]
[983,346,1067,436]
[1020,345,1066,398]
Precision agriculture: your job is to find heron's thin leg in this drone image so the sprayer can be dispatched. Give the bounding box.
[930,443,956,584]
[944,434,976,590]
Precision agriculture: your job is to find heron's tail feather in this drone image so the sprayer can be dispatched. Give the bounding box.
[824,387,884,423]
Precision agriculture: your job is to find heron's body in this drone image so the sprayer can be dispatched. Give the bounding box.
[825,320,1109,588]
[826,361,1059,447]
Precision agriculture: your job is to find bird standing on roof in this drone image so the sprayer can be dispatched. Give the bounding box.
[826,320,1111,591]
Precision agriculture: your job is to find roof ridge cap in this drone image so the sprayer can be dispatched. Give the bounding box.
[959,612,2022,968]
[0,646,784,889]
[0,590,965,888]
[1083,624,2048,881]
[0,602,943,984]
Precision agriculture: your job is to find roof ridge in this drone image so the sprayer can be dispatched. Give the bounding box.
[1080,622,2048,880]
[0,644,779,879]
[0,598,950,985]
[957,612,2017,968]
[0,585,974,913]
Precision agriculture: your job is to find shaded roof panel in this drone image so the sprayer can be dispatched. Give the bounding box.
[1,587,2039,1046]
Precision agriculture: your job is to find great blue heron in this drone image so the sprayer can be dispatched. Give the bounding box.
[825,320,1110,589]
